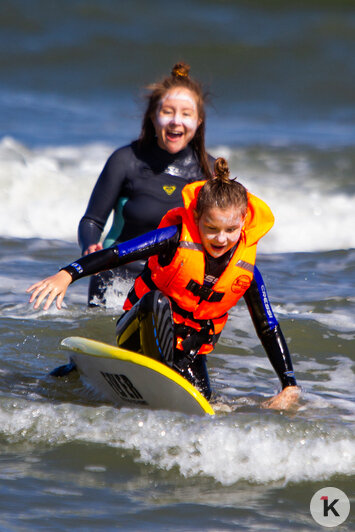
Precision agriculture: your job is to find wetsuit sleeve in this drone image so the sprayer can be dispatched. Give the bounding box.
[77,147,131,253]
[63,226,180,281]
[243,266,297,389]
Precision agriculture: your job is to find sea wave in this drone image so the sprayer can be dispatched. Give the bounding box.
[1,136,354,253]
[0,398,353,486]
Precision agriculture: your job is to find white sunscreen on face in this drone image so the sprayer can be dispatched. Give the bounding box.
[156,113,198,130]
[161,90,197,107]
[157,90,198,130]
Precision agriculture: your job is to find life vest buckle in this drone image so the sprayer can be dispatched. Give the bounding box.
[176,319,216,358]
[185,279,224,302]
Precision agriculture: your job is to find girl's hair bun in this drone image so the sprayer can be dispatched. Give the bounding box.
[214,157,231,183]
[195,156,248,218]
[171,62,190,79]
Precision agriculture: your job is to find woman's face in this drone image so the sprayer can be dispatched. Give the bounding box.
[153,88,201,154]
[195,206,245,258]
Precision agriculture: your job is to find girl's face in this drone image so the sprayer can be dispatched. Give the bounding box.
[195,206,246,258]
[153,88,201,154]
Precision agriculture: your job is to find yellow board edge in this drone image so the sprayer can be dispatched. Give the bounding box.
[61,336,215,415]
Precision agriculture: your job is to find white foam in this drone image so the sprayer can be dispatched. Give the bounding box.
[1,137,354,253]
[0,137,112,241]
[0,398,353,486]
[275,304,355,335]
[90,277,132,310]
[211,145,355,253]
[259,190,354,253]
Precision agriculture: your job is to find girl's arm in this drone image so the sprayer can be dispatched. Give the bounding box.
[243,266,300,409]
[27,270,72,311]
[27,225,180,310]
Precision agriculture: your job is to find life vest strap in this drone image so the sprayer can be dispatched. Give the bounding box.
[126,288,139,306]
[170,298,227,325]
[126,267,158,306]
[128,267,228,338]
[175,320,219,358]
[141,268,158,290]
[185,279,224,302]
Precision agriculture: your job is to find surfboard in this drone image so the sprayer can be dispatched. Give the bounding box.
[60,336,215,416]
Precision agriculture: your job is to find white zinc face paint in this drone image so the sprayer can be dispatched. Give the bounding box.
[156,88,199,130]
[155,111,198,130]
[197,206,246,258]
[152,87,201,154]
[161,89,197,108]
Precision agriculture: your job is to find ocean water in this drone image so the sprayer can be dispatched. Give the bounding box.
[0,1,354,530]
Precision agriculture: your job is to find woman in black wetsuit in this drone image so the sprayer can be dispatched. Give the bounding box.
[79,62,215,305]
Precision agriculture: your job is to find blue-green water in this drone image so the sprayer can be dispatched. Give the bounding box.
[0,1,354,530]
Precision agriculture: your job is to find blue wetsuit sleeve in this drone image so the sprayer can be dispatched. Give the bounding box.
[243,266,297,388]
[63,226,180,281]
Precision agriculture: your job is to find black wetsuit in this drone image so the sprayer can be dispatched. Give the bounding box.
[64,226,297,398]
[78,140,214,303]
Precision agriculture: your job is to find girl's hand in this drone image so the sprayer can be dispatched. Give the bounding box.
[26,270,72,310]
[262,385,301,410]
[84,243,103,256]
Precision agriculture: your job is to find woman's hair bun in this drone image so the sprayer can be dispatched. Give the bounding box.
[172,62,190,79]
[214,157,230,183]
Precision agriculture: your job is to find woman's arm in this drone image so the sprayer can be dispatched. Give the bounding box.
[78,146,132,254]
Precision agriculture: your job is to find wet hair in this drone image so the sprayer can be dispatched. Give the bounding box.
[139,62,212,179]
[195,157,248,218]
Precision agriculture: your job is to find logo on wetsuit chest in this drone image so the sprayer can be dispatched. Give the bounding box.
[163,185,176,196]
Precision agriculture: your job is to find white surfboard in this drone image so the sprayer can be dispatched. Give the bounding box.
[61,336,215,416]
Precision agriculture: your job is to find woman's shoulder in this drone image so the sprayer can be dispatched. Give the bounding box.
[107,141,139,162]
[206,152,216,167]
[101,141,144,175]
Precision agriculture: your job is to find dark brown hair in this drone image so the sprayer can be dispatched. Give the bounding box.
[195,157,248,218]
[139,62,212,179]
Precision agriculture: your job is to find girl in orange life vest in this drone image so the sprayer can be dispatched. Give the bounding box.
[27,158,300,410]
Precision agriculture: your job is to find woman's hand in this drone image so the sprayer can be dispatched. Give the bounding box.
[26,270,72,310]
[262,385,301,410]
[84,243,103,256]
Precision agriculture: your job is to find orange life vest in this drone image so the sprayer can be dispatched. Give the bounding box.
[123,180,274,354]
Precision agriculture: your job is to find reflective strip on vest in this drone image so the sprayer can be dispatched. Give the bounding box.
[236,259,254,273]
